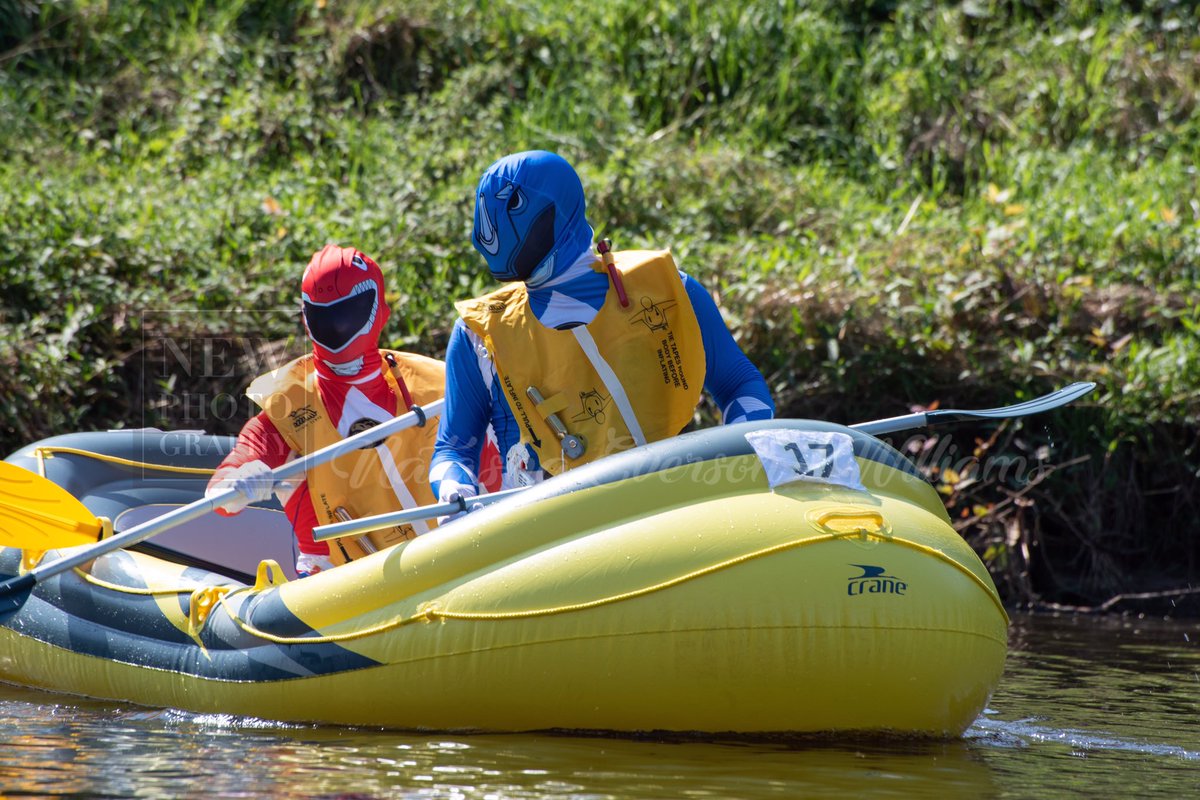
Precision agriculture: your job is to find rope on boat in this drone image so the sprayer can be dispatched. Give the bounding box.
[76,568,205,597]
[71,529,1007,645]
[212,530,1008,645]
[35,446,217,477]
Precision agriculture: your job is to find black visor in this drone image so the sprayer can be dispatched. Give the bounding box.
[303,287,376,352]
[510,204,556,281]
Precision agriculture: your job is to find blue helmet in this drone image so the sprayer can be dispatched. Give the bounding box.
[472,150,595,285]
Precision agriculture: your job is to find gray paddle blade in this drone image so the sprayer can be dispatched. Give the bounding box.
[926,381,1096,425]
[852,382,1097,436]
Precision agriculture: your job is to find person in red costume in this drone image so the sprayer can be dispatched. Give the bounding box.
[206,244,497,577]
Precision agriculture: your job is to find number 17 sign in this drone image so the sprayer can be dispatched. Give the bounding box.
[743,429,868,493]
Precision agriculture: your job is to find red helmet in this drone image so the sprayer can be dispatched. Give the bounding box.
[301,245,390,379]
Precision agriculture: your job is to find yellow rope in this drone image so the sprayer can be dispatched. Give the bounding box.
[881,537,1011,622]
[218,589,432,644]
[34,446,216,476]
[216,540,851,646]
[72,529,1007,644]
[421,532,1006,623]
[76,568,202,598]
[426,535,843,622]
[219,530,1006,645]
[67,569,385,643]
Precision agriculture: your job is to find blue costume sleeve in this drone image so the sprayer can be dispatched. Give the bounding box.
[430,320,491,496]
[682,273,775,423]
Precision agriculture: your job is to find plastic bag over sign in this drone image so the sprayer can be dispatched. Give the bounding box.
[744,429,867,493]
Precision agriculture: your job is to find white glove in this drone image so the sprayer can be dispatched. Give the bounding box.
[437,478,481,524]
[296,553,334,577]
[205,460,275,514]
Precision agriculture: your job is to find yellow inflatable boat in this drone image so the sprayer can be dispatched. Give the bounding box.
[0,419,1009,736]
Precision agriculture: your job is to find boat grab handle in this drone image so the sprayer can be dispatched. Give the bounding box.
[810,509,891,537]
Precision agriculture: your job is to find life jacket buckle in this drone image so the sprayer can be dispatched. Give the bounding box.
[527,386,587,459]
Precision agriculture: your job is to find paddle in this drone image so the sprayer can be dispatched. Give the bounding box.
[0,399,444,623]
[2,382,1095,618]
[311,382,1098,541]
[0,462,103,550]
[849,381,1096,436]
[311,486,529,543]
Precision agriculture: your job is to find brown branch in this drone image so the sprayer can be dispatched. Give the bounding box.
[1033,586,1200,615]
[952,454,1091,531]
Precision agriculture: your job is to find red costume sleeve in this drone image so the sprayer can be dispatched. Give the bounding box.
[208,412,330,556]
[213,412,294,472]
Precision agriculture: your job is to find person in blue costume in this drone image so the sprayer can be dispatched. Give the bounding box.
[431,150,774,509]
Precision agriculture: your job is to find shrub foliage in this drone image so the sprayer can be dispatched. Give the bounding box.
[2,0,1197,609]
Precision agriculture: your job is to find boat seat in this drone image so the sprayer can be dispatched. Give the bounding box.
[113,505,299,582]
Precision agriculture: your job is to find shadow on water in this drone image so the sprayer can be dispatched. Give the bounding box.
[0,612,1197,799]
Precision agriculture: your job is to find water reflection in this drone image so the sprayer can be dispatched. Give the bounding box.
[0,687,996,799]
[0,696,996,798]
[965,612,1200,798]
[1,612,1198,799]
[987,613,1200,749]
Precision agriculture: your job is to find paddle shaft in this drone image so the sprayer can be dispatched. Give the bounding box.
[849,381,1095,436]
[2,399,444,593]
[311,382,1096,540]
[1,383,1094,616]
[312,486,528,542]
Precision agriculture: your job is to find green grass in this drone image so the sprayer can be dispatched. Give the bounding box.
[1,0,1198,609]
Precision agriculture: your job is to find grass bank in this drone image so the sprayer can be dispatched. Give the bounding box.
[1,0,1197,612]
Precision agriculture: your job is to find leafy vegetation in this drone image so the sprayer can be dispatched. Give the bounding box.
[1,0,1197,610]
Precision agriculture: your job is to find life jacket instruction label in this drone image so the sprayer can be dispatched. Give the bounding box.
[744,430,867,493]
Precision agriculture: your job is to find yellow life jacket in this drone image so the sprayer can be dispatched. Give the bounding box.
[246,350,443,564]
[457,250,706,474]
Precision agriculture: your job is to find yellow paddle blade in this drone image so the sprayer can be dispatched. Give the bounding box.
[0,462,103,549]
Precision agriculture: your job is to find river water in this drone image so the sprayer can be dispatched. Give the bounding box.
[1,613,1196,799]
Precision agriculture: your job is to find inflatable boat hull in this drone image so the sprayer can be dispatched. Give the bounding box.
[0,421,1007,736]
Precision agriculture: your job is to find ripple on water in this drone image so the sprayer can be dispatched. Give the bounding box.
[968,713,1200,761]
[3,612,1199,799]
